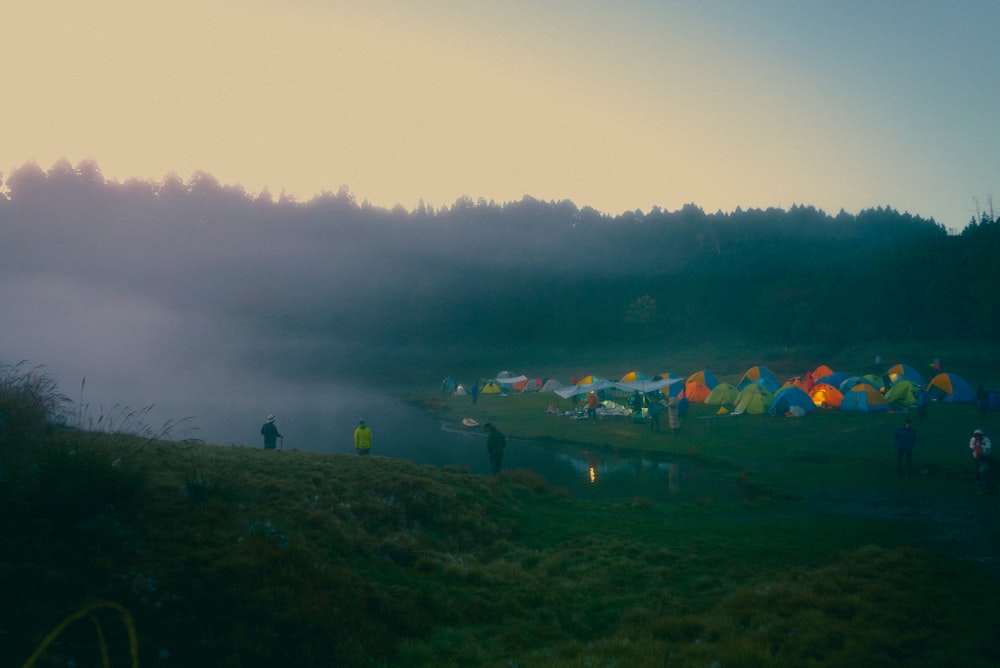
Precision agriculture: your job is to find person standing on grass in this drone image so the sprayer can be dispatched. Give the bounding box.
[354,419,373,455]
[260,415,282,449]
[586,391,600,421]
[648,398,664,432]
[484,422,506,477]
[894,417,915,476]
[667,395,681,433]
[970,428,991,482]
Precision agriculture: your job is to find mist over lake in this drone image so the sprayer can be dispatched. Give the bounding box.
[2,164,998,460]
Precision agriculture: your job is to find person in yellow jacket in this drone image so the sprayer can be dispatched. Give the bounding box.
[354,419,373,455]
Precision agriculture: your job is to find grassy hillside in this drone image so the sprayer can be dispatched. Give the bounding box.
[4,365,1000,666]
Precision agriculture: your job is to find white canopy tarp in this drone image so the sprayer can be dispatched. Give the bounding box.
[554,378,681,399]
[494,375,528,385]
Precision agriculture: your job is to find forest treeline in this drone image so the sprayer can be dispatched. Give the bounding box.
[2,160,998,380]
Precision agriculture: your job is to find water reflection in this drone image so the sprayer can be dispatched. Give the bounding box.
[555,451,688,495]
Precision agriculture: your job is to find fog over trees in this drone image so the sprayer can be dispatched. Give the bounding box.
[2,160,998,390]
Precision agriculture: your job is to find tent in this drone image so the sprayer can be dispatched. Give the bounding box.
[769,386,817,416]
[453,384,468,396]
[704,382,739,406]
[809,382,844,409]
[734,384,773,415]
[814,371,850,390]
[554,380,614,399]
[884,379,920,407]
[685,370,719,403]
[838,375,879,393]
[927,372,976,404]
[657,372,685,398]
[737,366,780,393]
[887,364,925,387]
[480,380,504,394]
[840,384,889,412]
[620,371,649,382]
[811,365,835,382]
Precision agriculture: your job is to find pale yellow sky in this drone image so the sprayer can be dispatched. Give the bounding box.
[4,1,998,226]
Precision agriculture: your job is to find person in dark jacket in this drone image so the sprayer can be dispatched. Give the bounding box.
[484,422,506,478]
[261,415,282,449]
[894,418,916,476]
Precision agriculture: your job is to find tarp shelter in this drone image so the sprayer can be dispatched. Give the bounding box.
[685,370,719,402]
[554,380,613,399]
[770,386,817,416]
[657,373,685,398]
[704,382,739,405]
[809,383,844,409]
[840,385,889,412]
[737,366,780,393]
[554,377,681,400]
[734,384,773,415]
[884,379,920,407]
[887,364,925,387]
[495,374,528,387]
[927,372,976,404]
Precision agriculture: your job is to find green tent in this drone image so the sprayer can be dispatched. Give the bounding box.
[704,382,739,405]
[885,379,919,407]
[734,384,774,415]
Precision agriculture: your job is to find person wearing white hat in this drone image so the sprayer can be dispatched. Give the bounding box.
[260,415,283,449]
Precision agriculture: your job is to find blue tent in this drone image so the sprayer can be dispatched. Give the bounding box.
[840,385,889,412]
[769,386,817,416]
[737,366,780,393]
[927,372,977,404]
[815,371,850,389]
[887,363,925,388]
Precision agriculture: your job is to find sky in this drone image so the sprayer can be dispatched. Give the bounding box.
[4,0,999,229]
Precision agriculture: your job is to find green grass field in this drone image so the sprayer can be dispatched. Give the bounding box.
[4,357,1000,666]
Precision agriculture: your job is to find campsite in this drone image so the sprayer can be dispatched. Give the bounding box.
[6,350,1000,666]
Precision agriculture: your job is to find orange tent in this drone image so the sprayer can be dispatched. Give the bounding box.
[809,382,844,408]
[685,370,719,403]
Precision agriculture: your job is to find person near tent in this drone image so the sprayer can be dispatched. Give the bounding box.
[629,390,644,423]
[916,386,930,419]
[260,415,282,449]
[354,419,373,455]
[667,396,681,433]
[894,418,916,476]
[586,391,600,421]
[648,398,664,432]
[970,428,992,486]
[470,381,479,405]
[484,422,506,477]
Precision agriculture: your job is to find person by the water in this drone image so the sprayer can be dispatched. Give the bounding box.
[261,415,282,449]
